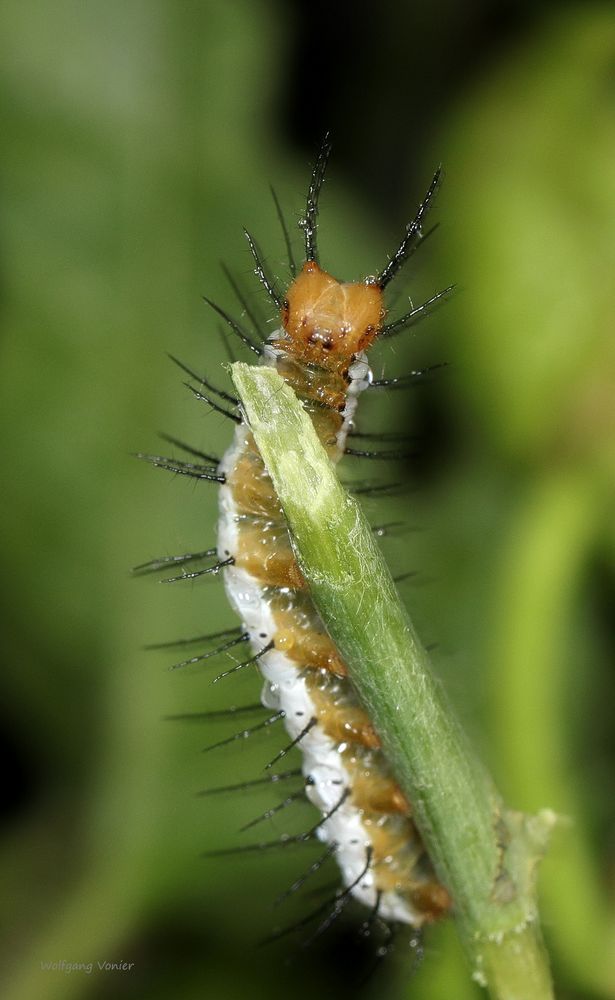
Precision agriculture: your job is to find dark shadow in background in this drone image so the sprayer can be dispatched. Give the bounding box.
[274,1,555,489]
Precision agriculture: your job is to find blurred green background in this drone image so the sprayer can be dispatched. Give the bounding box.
[1,2,614,998]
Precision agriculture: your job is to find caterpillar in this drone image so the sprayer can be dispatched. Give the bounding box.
[138,137,452,951]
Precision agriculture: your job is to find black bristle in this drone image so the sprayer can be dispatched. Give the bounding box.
[376,168,441,289]
[302,133,332,264]
[202,296,262,356]
[134,452,225,482]
[168,630,248,670]
[202,710,285,753]
[167,352,239,406]
[161,556,234,585]
[243,229,282,309]
[132,547,217,577]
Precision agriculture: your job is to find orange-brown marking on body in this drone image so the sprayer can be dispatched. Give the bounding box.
[409,882,452,921]
[347,765,410,815]
[364,817,421,888]
[309,683,380,749]
[281,262,385,373]
[275,354,349,413]
[361,816,451,919]
[228,450,280,518]
[271,608,347,676]
[236,524,305,589]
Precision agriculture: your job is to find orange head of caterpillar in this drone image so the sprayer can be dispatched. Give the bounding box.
[280,261,385,373]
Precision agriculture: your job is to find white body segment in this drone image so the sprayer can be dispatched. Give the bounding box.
[216,342,418,925]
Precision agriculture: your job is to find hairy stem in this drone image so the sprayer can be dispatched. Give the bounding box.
[232,362,555,1000]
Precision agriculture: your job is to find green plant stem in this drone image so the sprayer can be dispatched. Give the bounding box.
[232,362,555,1000]
[491,474,615,996]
